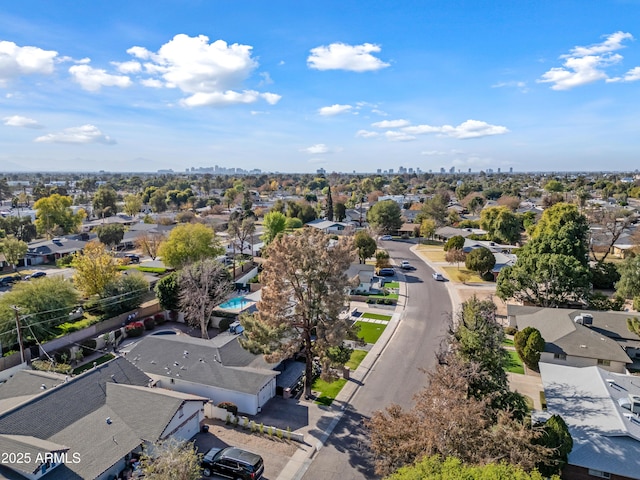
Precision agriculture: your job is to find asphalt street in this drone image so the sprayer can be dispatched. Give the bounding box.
[301,239,453,480]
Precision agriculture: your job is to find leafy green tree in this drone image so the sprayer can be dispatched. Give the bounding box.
[34,194,85,238]
[480,206,522,244]
[261,211,287,245]
[285,217,303,229]
[72,241,120,297]
[497,253,591,307]
[158,223,223,269]
[367,200,402,234]
[155,271,180,312]
[590,261,620,289]
[123,193,143,217]
[420,193,449,226]
[544,179,564,193]
[0,277,79,346]
[101,271,149,316]
[0,237,27,271]
[241,229,356,398]
[334,202,346,221]
[92,185,118,218]
[465,247,496,277]
[139,438,202,480]
[149,189,168,212]
[420,218,437,240]
[95,224,125,250]
[616,255,640,299]
[375,250,391,268]
[514,326,545,370]
[387,455,556,480]
[325,187,334,221]
[444,235,465,251]
[179,259,233,338]
[535,415,573,477]
[627,317,640,337]
[354,230,377,263]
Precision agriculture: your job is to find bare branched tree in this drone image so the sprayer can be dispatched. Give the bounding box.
[179,259,233,338]
[136,231,165,260]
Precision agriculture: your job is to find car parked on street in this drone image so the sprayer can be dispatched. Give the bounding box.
[124,254,140,263]
[24,271,46,280]
[201,446,264,479]
[432,272,445,281]
[380,235,393,241]
[0,275,22,287]
[377,267,395,276]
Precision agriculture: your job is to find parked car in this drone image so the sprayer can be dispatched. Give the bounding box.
[380,235,393,241]
[24,271,46,280]
[0,275,21,287]
[432,272,445,281]
[377,268,395,277]
[400,261,416,270]
[124,254,140,263]
[201,446,264,479]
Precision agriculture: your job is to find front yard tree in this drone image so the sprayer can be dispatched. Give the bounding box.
[444,235,465,251]
[0,277,79,346]
[101,271,149,316]
[464,247,496,278]
[480,206,522,245]
[155,271,180,312]
[136,231,164,260]
[615,255,640,299]
[445,248,466,270]
[419,218,436,241]
[0,237,28,271]
[34,193,85,238]
[92,185,118,218]
[240,228,356,399]
[158,223,223,269]
[179,259,233,339]
[72,241,119,297]
[514,326,545,371]
[139,438,202,480]
[354,230,377,264]
[95,224,125,250]
[367,200,402,234]
[261,211,287,245]
[123,193,143,217]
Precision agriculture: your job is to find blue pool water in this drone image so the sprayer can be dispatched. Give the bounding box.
[218,296,251,309]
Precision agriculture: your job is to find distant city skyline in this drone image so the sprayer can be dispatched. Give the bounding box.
[1,1,639,173]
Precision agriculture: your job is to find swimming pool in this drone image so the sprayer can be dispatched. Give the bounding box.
[218,296,252,310]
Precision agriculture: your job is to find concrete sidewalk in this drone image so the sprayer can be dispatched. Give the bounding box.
[275,272,409,480]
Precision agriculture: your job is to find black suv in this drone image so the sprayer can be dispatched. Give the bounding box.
[0,275,21,287]
[201,447,264,479]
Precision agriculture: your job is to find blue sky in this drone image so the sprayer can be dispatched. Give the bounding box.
[1,0,639,173]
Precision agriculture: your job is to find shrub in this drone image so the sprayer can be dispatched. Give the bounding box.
[218,317,232,332]
[218,401,238,416]
[634,296,640,312]
[125,321,144,337]
[54,349,71,364]
[32,359,72,374]
[143,317,156,330]
[514,326,545,370]
[154,313,166,325]
[56,255,74,267]
[504,326,518,336]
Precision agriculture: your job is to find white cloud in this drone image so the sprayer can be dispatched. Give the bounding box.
[372,119,410,128]
[492,80,529,92]
[3,115,43,128]
[608,66,640,83]
[538,31,638,90]
[301,144,330,154]
[402,119,509,139]
[307,42,390,72]
[34,124,116,144]
[0,41,58,86]
[421,149,464,156]
[371,108,387,116]
[69,64,132,91]
[111,60,142,74]
[356,129,379,138]
[128,34,278,107]
[385,131,416,142]
[318,104,353,116]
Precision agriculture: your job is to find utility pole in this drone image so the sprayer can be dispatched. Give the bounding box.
[12,306,25,364]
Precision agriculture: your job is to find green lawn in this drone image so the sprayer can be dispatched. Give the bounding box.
[384,281,400,288]
[505,350,524,374]
[502,337,514,347]
[361,312,392,321]
[367,293,399,300]
[313,349,368,406]
[356,321,387,344]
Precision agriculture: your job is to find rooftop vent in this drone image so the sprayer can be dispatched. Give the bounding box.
[106,417,112,424]
[40,384,46,390]
[582,313,593,325]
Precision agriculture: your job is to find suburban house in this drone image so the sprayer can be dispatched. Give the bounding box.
[347,264,382,295]
[305,219,355,235]
[538,362,640,480]
[125,333,279,415]
[344,207,368,226]
[82,213,137,231]
[118,223,175,250]
[0,357,208,480]
[462,238,517,279]
[433,226,487,241]
[508,305,632,373]
[26,235,90,265]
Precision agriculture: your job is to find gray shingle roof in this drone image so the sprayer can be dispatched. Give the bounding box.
[0,435,69,476]
[0,370,67,401]
[126,335,278,395]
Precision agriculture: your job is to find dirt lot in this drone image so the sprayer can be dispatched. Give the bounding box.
[193,419,302,480]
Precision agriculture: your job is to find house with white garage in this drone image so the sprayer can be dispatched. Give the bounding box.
[305,219,355,235]
[538,363,640,480]
[509,305,633,373]
[125,333,279,415]
[0,357,207,480]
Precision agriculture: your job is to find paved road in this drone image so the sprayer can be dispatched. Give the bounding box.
[301,239,453,480]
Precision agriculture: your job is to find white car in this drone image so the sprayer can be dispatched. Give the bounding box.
[432,272,445,281]
[380,235,393,240]
[400,261,416,270]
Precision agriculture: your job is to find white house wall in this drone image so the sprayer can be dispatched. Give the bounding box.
[149,374,261,415]
[161,401,204,442]
[540,352,626,373]
[257,377,276,409]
